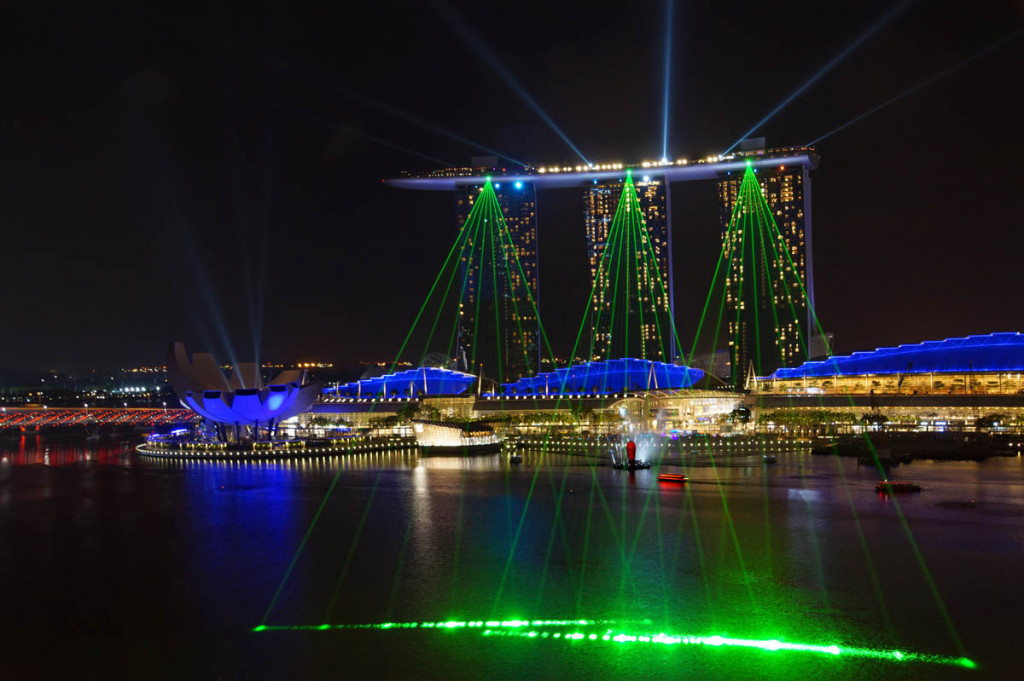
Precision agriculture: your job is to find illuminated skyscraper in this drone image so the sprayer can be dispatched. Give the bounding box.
[455,179,539,382]
[386,145,820,384]
[584,176,674,362]
[716,144,819,385]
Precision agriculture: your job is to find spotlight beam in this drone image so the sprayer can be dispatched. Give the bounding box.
[233,89,454,167]
[138,6,524,165]
[429,0,591,165]
[806,29,1023,146]
[722,0,914,154]
[661,0,675,161]
[250,62,521,164]
[292,72,527,165]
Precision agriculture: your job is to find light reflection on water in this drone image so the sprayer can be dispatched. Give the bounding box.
[0,436,1021,679]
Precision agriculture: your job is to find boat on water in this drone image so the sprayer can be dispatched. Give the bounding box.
[763,454,778,464]
[613,460,651,470]
[875,480,922,494]
[413,420,503,456]
[509,453,523,464]
[657,473,688,483]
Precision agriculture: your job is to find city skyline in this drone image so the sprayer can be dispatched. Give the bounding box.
[1,0,1022,372]
[4,3,1024,679]
[387,144,820,383]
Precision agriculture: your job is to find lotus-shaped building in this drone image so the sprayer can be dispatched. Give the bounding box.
[167,342,320,429]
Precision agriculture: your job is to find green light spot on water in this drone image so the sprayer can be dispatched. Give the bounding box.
[250,618,974,669]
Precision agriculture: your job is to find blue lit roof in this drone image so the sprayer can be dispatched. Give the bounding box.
[325,367,476,398]
[766,333,1024,379]
[498,358,704,395]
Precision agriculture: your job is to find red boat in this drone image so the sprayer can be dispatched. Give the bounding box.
[657,473,689,483]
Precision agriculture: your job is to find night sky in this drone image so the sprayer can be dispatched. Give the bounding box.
[2,0,1022,373]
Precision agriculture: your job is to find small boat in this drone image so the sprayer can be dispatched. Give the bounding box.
[763,454,778,464]
[509,453,523,464]
[875,480,922,494]
[85,420,101,444]
[612,460,651,470]
[657,473,688,483]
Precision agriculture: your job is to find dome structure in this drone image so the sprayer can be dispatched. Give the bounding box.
[765,333,1024,379]
[167,342,320,426]
[326,366,476,399]
[500,358,705,396]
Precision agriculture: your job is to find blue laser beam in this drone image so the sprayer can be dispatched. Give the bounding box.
[661,0,675,161]
[430,0,590,165]
[805,29,1023,146]
[723,0,914,154]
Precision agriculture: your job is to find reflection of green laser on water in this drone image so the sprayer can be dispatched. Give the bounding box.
[251,619,976,669]
[255,618,630,631]
[482,629,976,668]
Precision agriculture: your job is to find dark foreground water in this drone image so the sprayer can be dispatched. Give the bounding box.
[1,436,1021,680]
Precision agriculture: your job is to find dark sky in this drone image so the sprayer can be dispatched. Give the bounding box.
[2,0,1023,372]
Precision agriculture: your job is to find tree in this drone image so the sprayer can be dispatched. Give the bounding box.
[730,407,752,424]
[975,413,1007,430]
[570,401,594,424]
[860,412,889,427]
[757,409,856,433]
[397,402,422,421]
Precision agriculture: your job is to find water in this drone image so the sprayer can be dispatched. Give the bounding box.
[1,435,1021,679]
